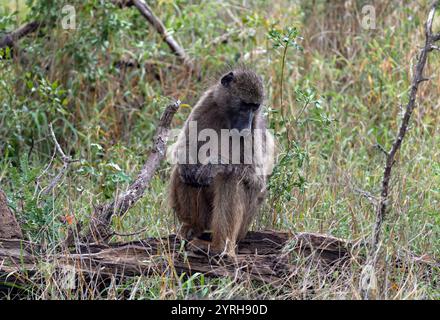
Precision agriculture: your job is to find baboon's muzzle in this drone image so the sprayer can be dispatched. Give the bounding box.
[231,110,254,132]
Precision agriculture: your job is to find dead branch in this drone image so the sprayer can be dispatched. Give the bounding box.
[1,230,436,297]
[39,123,77,197]
[0,1,134,51]
[113,0,193,68]
[0,231,352,290]
[81,101,180,243]
[205,29,239,48]
[112,0,134,8]
[360,3,440,299]
[0,21,41,50]
[0,189,23,240]
[371,1,440,253]
[2,2,194,70]
[129,0,193,69]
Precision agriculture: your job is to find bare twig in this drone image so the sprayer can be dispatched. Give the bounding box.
[81,101,180,243]
[111,0,134,7]
[362,4,439,297]
[353,188,378,206]
[0,2,127,51]
[205,29,239,48]
[2,2,194,69]
[39,123,77,196]
[112,225,150,237]
[34,145,57,197]
[374,143,389,157]
[129,0,193,69]
[0,0,132,50]
[0,21,41,50]
[370,1,440,259]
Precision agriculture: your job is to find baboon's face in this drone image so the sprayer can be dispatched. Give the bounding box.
[220,70,264,131]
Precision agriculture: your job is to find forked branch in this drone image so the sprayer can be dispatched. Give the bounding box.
[39,123,78,196]
[80,101,180,243]
[0,21,41,50]
[116,0,194,69]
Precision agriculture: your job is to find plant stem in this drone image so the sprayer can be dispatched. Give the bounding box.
[280,43,291,143]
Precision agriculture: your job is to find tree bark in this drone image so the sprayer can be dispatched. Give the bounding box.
[0,231,352,290]
[0,22,41,50]
[1,230,436,295]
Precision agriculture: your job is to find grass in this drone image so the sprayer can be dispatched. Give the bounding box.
[0,0,439,299]
[0,0,28,23]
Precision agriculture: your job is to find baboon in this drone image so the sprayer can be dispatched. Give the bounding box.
[169,67,275,255]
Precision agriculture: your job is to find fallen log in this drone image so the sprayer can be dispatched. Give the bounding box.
[0,231,352,293]
[1,230,437,297]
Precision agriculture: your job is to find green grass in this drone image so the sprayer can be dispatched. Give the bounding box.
[0,0,28,23]
[0,0,439,299]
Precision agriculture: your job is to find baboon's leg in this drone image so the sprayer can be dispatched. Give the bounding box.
[237,187,264,241]
[211,175,246,254]
[170,168,213,239]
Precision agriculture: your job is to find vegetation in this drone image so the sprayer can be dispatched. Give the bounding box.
[0,0,439,299]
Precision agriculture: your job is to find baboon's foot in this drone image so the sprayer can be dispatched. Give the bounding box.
[179,224,202,241]
[185,235,238,262]
[208,240,238,260]
[186,238,212,254]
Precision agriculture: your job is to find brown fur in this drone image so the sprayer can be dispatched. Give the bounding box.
[169,67,274,255]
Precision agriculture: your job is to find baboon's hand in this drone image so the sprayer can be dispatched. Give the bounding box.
[179,164,214,187]
[236,165,266,191]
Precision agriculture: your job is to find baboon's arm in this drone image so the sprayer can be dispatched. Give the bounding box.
[178,163,240,187]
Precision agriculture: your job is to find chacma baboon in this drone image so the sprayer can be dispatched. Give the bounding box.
[169,67,275,255]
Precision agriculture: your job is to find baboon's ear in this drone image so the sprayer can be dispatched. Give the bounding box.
[221,72,234,87]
